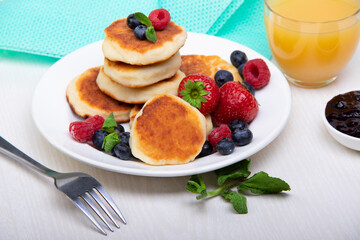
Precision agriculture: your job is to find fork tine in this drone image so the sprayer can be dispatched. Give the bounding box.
[95,185,127,224]
[88,189,120,229]
[81,193,114,232]
[72,198,107,235]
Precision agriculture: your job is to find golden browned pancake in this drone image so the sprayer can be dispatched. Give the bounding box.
[129,104,213,136]
[96,67,185,104]
[180,55,242,82]
[103,52,181,88]
[130,94,206,165]
[66,66,133,122]
[102,19,187,65]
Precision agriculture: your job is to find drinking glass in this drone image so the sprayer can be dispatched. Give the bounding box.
[264,0,360,88]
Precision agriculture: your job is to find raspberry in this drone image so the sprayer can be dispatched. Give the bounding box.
[243,59,271,89]
[85,115,104,131]
[69,121,94,143]
[148,9,171,30]
[208,124,232,148]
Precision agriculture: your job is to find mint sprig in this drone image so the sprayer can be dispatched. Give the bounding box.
[102,113,117,133]
[185,159,291,214]
[134,12,157,43]
[100,113,121,152]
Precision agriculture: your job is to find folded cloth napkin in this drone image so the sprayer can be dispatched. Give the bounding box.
[0,0,271,59]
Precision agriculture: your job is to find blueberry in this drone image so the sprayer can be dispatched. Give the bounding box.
[232,128,253,146]
[230,50,248,68]
[92,130,108,150]
[197,140,213,158]
[237,62,246,79]
[228,119,248,132]
[114,123,125,133]
[214,70,234,87]
[243,81,255,95]
[118,132,130,146]
[134,25,147,40]
[113,143,132,160]
[216,138,235,155]
[127,13,142,29]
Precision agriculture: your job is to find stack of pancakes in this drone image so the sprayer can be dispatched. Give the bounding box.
[97,18,187,104]
[66,18,187,122]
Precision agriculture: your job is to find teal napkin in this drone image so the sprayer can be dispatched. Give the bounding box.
[0,0,271,59]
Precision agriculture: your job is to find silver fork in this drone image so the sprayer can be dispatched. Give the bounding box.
[0,136,126,235]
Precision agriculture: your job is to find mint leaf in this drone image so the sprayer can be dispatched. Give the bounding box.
[222,190,248,214]
[134,12,152,27]
[215,159,251,185]
[102,113,117,133]
[102,132,120,152]
[186,175,208,199]
[145,26,157,43]
[238,171,291,194]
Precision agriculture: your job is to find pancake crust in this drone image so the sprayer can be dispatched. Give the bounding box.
[130,94,206,165]
[129,104,213,137]
[180,55,242,82]
[96,67,185,104]
[102,19,187,65]
[66,66,133,122]
[103,52,181,88]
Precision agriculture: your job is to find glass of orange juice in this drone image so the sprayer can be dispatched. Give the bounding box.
[264,0,360,88]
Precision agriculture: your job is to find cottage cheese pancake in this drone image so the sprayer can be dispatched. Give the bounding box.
[130,94,206,165]
[103,52,181,88]
[96,67,185,104]
[66,66,133,122]
[129,104,213,136]
[102,18,187,65]
[180,55,242,82]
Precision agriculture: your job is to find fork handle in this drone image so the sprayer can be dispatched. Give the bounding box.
[0,136,57,178]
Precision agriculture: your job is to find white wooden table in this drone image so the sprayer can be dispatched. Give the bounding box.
[1,44,360,239]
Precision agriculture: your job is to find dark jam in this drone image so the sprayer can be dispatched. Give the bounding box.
[325,91,360,138]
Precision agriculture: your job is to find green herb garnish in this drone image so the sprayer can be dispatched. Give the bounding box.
[186,159,290,214]
[134,12,157,43]
[102,132,120,152]
[102,113,117,133]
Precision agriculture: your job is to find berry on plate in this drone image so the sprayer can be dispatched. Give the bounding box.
[232,128,253,146]
[230,50,248,68]
[216,138,235,155]
[211,81,258,125]
[208,124,232,148]
[85,115,104,132]
[243,59,271,89]
[197,140,213,158]
[92,129,108,150]
[148,8,171,30]
[214,70,234,87]
[69,121,94,143]
[178,74,220,115]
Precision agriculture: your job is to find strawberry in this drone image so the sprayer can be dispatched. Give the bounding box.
[178,74,220,115]
[243,59,271,89]
[211,81,258,125]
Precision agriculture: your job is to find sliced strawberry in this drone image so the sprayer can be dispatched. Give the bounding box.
[211,81,258,125]
[178,74,220,115]
[243,59,271,89]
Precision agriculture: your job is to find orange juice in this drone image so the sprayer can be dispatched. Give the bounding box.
[264,0,360,87]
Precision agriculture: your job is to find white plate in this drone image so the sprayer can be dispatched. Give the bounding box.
[32,32,291,177]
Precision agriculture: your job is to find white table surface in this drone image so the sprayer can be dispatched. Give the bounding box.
[1,42,360,240]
